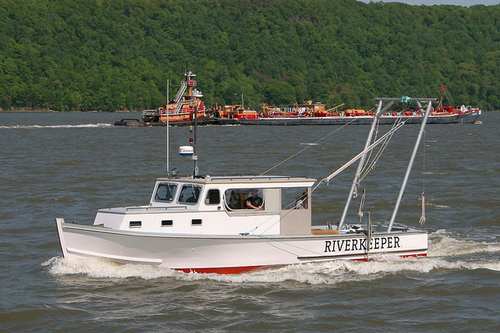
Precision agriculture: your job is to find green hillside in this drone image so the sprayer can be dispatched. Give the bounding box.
[1,0,499,111]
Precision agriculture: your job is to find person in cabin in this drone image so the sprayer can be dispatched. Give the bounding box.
[295,192,308,209]
[186,188,200,203]
[229,190,241,209]
[246,189,263,210]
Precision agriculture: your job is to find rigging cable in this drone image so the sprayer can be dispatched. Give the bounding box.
[260,118,357,176]
[359,118,380,177]
[352,119,380,198]
[312,121,406,193]
[359,117,403,182]
[354,119,402,224]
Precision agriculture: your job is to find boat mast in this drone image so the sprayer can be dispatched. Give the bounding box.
[387,98,436,232]
[338,99,395,229]
[166,79,170,175]
[192,103,199,176]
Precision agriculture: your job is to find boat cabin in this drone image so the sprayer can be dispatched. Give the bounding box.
[93,175,316,236]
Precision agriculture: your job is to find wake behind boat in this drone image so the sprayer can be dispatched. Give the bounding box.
[58,97,436,274]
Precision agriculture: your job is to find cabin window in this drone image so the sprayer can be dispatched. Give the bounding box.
[281,188,309,210]
[129,221,142,228]
[178,184,203,204]
[155,183,178,202]
[192,219,202,225]
[224,189,265,210]
[161,220,173,227]
[205,189,220,205]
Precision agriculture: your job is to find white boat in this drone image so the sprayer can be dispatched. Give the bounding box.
[56,97,436,274]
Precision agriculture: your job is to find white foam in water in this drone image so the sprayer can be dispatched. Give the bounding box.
[44,257,181,279]
[44,231,500,284]
[426,203,451,209]
[0,123,113,129]
[429,229,500,257]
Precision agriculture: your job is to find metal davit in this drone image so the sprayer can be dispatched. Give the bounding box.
[337,97,438,232]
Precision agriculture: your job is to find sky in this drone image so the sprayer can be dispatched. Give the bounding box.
[359,0,499,6]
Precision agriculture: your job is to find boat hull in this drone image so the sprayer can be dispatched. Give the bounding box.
[56,219,427,274]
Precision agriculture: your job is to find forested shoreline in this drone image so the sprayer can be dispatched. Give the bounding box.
[1,0,500,111]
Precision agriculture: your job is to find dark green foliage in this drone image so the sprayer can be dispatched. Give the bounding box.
[1,0,499,111]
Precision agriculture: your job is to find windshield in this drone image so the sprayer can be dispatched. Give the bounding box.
[178,184,203,204]
[155,183,178,202]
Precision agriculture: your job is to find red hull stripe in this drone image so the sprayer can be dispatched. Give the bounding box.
[174,253,427,274]
[401,253,427,258]
[175,265,265,274]
[352,253,427,262]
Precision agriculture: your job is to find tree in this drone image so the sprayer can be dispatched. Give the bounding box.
[263,81,296,106]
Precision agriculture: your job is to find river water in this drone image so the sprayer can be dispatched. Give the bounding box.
[0,112,499,332]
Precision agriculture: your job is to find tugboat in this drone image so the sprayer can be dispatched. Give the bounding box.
[143,71,213,126]
[57,97,436,274]
[115,71,215,127]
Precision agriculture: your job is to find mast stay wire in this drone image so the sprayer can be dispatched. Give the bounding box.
[351,119,379,199]
[359,119,379,178]
[260,118,357,176]
[358,117,403,183]
[312,120,406,193]
[354,118,402,220]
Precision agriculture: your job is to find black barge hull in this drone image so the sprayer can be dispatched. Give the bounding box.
[229,112,481,126]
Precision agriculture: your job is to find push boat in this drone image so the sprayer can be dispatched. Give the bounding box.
[58,97,435,274]
[115,71,213,127]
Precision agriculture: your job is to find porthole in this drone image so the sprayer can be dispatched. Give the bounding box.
[162,220,173,227]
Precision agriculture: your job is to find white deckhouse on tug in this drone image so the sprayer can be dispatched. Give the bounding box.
[56,97,435,274]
